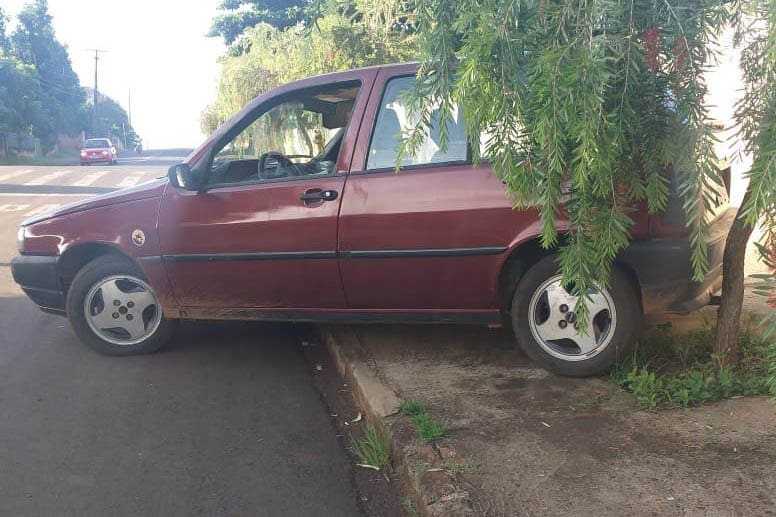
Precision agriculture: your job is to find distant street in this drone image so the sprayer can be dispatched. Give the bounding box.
[0,153,362,516]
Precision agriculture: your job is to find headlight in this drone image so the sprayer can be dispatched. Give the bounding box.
[17,226,26,253]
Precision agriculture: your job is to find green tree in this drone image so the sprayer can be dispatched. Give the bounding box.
[0,51,47,135]
[208,0,312,51]
[403,0,776,364]
[0,7,10,52]
[85,88,139,149]
[11,0,85,148]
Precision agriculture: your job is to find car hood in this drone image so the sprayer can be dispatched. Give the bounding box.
[22,177,168,226]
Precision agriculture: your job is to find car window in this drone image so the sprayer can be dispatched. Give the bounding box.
[366,76,468,171]
[209,84,359,186]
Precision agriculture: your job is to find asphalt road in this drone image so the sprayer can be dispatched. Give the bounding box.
[0,155,362,516]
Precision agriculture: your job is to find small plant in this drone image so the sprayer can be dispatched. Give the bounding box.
[400,398,448,443]
[413,413,448,443]
[612,322,773,410]
[398,399,425,417]
[401,496,419,516]
[351,426,391,472]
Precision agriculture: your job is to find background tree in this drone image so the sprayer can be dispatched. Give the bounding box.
[0,7,10,52]
[402,0,775,364]
[10,0,86,149]
[209,0,312,54]
[84,88,139,149]
[0,53,47,135]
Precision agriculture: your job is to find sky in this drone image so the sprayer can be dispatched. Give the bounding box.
[4,0,226,149]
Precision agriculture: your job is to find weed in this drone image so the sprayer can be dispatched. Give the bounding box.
[399,399,448,443]
[399,399,425,418]
[401,496,419,516]
[612,321,772,410]
[574,397,602,409]
[413,413,448,443]
[351,426,391,472]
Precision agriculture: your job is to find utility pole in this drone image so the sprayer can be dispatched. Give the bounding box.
[86,49,107,137]
[128,88,132,128]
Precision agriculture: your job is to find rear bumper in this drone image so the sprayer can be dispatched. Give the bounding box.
[11,255,66,316]
[619,208,735,314]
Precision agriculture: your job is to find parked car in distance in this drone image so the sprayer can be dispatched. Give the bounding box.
[11,63,734,376]
[80,138,117,165]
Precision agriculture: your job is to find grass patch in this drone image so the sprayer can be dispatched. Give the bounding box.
[399,399,448,443]
[440,459,484,475]
[398,398,425,417]
[350,426,391,472]
[612,321,774,410]
[0,149,79,166]
[401,497,419,516]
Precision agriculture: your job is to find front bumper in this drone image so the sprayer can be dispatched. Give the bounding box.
[619,208,735,314]
[11,255,66,316]
[81,153,114,163]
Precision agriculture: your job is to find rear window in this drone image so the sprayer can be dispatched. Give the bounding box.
[85,139,110,148]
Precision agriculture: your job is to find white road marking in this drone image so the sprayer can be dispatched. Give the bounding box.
[0,193,93,197]
[25,170,72,186]
[0,204,31,212]
[117,174,143,188]
[72,171,108,187]
[0,169,33,182]
[24,204,60,217]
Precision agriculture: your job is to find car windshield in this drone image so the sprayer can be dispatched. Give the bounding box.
[85,139,110,148]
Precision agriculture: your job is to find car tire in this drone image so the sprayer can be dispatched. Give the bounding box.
[510,255,641,377]
[66,255,175,356]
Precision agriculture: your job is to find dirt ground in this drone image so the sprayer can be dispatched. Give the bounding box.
[348,324,776,516]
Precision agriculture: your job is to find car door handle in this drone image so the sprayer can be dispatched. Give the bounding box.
[300,189,338,202]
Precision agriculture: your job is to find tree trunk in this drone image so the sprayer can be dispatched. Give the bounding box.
[713,188,755,365]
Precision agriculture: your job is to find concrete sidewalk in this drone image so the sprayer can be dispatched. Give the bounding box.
[323,324,776,516]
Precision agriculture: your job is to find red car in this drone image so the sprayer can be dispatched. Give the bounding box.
[12,64,733,376]
[80,138,118,165]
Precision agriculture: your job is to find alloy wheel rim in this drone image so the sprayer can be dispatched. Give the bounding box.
[83,274,162,345]
[527,275,616,361]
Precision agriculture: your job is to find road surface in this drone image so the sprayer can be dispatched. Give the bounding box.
[0,154,362,516]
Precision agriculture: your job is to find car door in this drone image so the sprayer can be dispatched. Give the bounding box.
[158,73,375,311]
[337,66,519,311]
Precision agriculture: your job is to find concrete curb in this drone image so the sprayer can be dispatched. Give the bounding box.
[319,325,475,517]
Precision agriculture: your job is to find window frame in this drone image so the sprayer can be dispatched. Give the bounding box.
[204,80,362,191]
[363,74,473,174]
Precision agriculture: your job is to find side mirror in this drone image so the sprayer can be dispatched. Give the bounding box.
[168,163,197,190]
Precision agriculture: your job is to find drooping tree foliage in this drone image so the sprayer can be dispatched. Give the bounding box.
[402,0,776,362]
[203,0,418,132]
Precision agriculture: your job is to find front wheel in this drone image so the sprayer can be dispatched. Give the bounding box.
[510,255,641,377]
[66,255,175,355]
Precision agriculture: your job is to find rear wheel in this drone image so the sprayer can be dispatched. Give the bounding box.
[66,255,174,355]
[510,255,641,376]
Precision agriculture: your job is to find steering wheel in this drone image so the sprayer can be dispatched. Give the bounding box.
[259,151,302,179]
